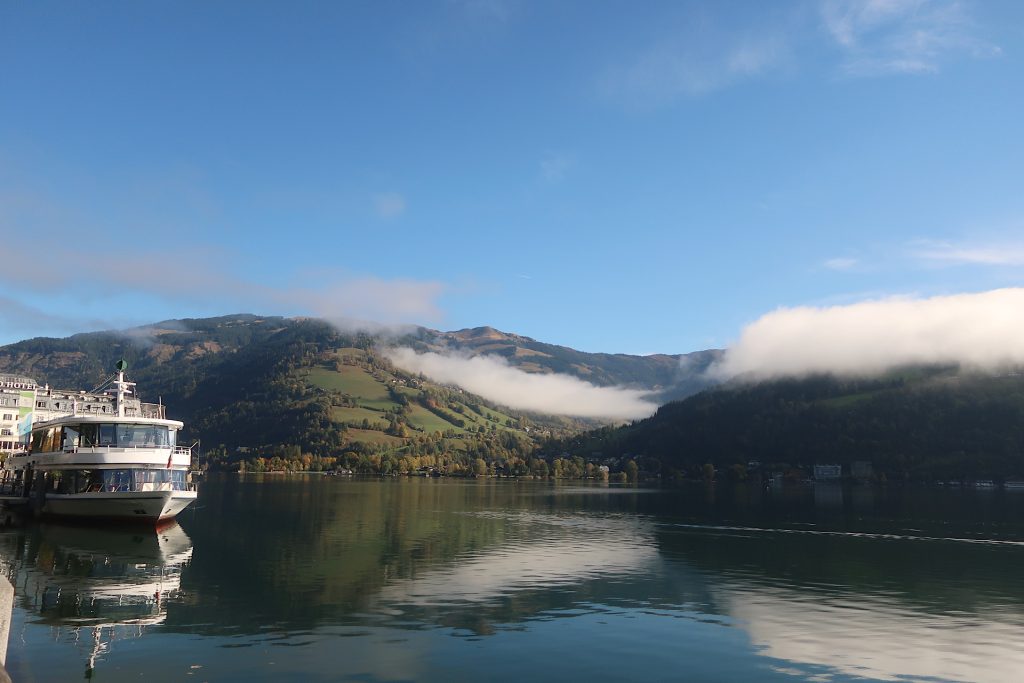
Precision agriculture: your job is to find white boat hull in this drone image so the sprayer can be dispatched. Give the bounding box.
[41,490,197,523]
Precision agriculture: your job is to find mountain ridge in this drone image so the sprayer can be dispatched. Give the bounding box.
[0,314,719,473]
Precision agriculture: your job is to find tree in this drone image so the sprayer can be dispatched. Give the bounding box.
[624,459,638,483]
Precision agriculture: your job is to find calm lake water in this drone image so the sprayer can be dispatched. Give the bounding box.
[3,476,1024,682]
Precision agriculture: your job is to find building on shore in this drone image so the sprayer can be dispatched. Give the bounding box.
[0,375,37,456]
[813,464,843,480]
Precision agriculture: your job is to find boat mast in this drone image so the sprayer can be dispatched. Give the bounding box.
[115,359,132,418]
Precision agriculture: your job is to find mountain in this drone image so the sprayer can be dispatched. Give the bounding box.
[0,315,718,472]
[554,366,1024,481]
[416,325,721,401]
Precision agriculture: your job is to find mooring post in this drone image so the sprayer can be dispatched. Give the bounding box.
[0,575,13,682]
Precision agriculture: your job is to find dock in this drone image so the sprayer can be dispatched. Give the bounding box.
[0,495,27,526]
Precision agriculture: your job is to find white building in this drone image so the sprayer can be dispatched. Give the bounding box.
[0,375,38,455]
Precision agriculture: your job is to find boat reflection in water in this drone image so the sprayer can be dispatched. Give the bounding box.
[0,522,192,678]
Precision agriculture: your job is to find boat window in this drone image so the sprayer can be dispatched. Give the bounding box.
[133,468,187,491]
[69,469,105,493]
[102,468,133,492]
[115,424,170,447]
[78,423,99,447]
[62,426,80,450]
[98,424,116,446]
[53,472,73,494]
[32,427,60,453]
[48,467,189,493]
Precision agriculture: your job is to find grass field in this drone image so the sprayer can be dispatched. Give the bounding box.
[405,404,464,433]
[469,405,516,430]
[331,406,390,426]
[303,356,537,447]
[344,429,405,447]
[361,399,402,411]
[307,365,392,402]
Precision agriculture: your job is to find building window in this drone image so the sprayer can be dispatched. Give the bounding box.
[2,414,12,421]
[1,429,11,436]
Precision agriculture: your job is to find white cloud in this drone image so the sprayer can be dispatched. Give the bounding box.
[821,0,1000,76]
[373,192,407,219]
[911,240,1024,266]
[1,238,448,338]
[386,348,658,420]
[0,187,444,334]
[0,158,448,344]
[711,288,1024,379]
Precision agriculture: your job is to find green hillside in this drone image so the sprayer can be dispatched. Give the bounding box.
[0,315,683,475]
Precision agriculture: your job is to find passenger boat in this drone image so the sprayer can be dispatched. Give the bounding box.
[0,361,197,523]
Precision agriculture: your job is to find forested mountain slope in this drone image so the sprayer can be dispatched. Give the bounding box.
[0,315,715,473]
[554,368,1024,480]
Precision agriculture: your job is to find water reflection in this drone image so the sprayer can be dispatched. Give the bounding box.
[178,478,1024,681]
[173,478,665,635]
[371,510,664,635]
[0,523,192,678]
[728,585,1024,683]
[656,522,1024,682]
[3,477,1024,682]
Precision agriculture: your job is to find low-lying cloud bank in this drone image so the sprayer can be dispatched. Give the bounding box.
[386,348,658,421]
[711,288,1024,380]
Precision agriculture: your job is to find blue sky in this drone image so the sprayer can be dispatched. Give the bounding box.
[2,0,1023,354]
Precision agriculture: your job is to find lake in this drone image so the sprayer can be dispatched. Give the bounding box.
[3,475,1024,682]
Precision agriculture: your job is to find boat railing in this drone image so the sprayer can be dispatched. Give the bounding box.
[58,445,194,453]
